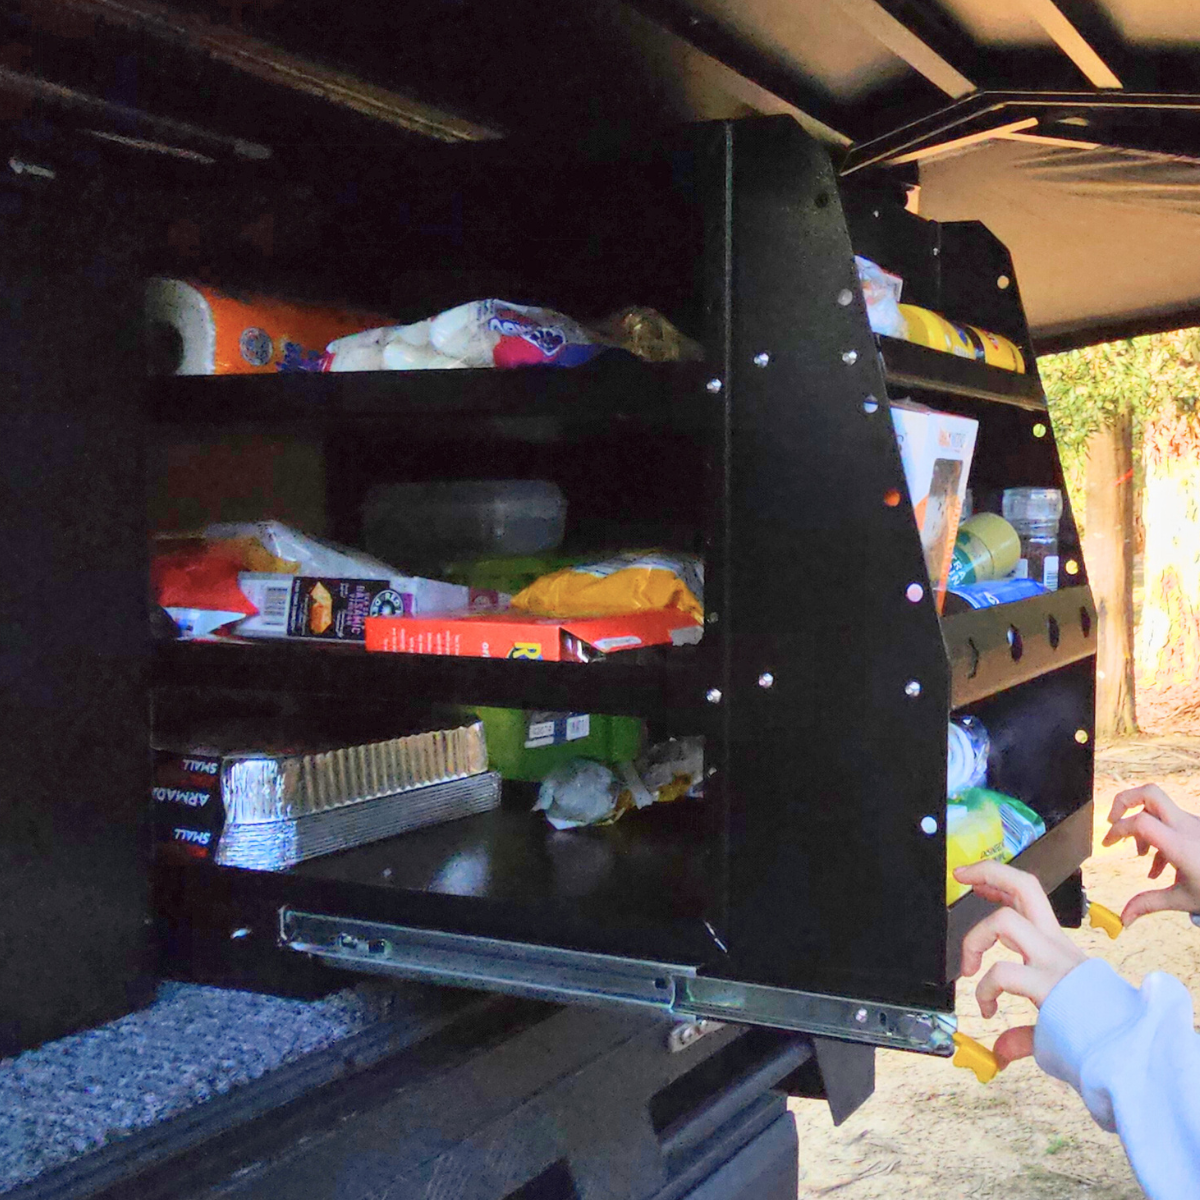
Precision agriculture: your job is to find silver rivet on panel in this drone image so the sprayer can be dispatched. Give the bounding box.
[706,688,722,704]
[837,288,854,306]
[855,1008,868,1023]
[905,680,922,698]
[906,583,924,603]
[753,352,770,367]
[863,397,879,414]
[921,816,938,835]
[842,349,858,365]
[706,378,722,393]
[758,672,774,689]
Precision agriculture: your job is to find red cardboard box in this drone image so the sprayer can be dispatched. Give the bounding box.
[364,607,702,662]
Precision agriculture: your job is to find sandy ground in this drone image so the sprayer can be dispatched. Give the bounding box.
[787,753,1200,1199]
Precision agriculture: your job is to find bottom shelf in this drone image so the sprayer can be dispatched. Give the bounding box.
[294,789,712,923]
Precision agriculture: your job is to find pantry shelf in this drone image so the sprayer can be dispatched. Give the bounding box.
[943,588,1097,709]
[152,639,715,725]
[879,337,1046,411]
[148,357,714,433]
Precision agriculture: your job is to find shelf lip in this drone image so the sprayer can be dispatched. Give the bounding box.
[151,639,714,721]
[879,337,1047,411]
[945,800,1093,981]
[146,358,713,431]
[943,586,1096,708]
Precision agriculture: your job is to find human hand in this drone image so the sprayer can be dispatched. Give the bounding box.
[956,860,1088,1069]
[1102,783,1200,926]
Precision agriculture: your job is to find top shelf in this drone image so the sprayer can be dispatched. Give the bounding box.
[879,338,1046,411]
[147,357,715,434]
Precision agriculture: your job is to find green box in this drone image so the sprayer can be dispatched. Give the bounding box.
[466,706,645,782]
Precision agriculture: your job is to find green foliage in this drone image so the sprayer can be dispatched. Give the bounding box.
[1038,329,1200,523]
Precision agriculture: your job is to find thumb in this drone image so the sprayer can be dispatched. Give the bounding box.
[1122,886,1185,926]
[993,1025,1035,1070]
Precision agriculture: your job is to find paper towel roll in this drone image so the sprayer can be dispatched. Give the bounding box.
[145,278,390,375]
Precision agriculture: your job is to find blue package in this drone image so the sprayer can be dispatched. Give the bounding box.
[947,578,1049,609]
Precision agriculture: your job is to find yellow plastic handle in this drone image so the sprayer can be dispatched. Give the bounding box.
[1088,902,1123,940]
[952,1031,999,1083]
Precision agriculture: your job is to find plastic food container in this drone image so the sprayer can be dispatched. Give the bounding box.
[363,480,567,564]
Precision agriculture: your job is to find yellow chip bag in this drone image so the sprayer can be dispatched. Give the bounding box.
[511,552,703,622]
[946,793,1007,904]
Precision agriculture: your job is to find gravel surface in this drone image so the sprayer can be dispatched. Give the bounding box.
[0,980,400,1194]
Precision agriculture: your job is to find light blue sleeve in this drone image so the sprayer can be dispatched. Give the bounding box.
[1035,957,1200,1200]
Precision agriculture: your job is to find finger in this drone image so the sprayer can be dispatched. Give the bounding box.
[1108,784,1180,829]
[960,906,1046,980]
[976,959,1042,1018]
[993,1025,1035,1069]
[954,861,1058,932]
[1102,812,1187,869]
[1149,850,1168,880]
[1122,885,1187,926]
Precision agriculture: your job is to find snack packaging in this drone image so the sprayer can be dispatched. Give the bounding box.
[324,299,606,372]
[890,403,978,612]
[943,578,1049,613]
[855,256,906,339]
[897,303,1026,373]
[365,606,702,662]
[145,278,390,375]
[532,736,705,829]
[947,717,989,796]
[586,306,705,363]
[946,787,1046,903]
[153,522,470,641]
[152,720,497,869]
[511,552,704,623]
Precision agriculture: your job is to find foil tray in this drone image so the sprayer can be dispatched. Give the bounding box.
[219,722,489,825]
[215,770,502,871]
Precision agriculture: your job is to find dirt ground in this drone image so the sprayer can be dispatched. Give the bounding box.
[787,737,1200,1199]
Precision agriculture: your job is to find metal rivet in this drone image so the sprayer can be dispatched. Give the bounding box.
[872,209,881,218]
[706,765,718,777]
[905,680,921,698]
[381,867,394,879]
[863,397,879,414]
[837,288,854,306]
[1065,559,1080,576]
[753,352,770,367]
[932,246,940,256]
[758,672,774,689]
[1075,729,1089,744]
[706,610,719,624]
[997,274,1011,289]
[1032,422,1047,438]
[920,816,938,835]
[906,583,924,603]
[855,1008,868,1023]
[842,349,858,365]
[230,927,252,940]
[706,688,722,704]
[706,378,722,394]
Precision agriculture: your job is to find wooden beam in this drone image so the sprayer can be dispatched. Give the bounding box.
[889,116,1037,164]
[832,0,975,98]
[1015,0,1123,89]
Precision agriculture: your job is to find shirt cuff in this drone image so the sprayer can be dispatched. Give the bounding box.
[1034,958,1142,1091]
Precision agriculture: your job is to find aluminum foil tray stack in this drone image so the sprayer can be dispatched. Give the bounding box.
[154,721,499,871]
[215,770,501,870]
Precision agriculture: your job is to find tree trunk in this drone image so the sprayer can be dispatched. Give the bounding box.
[1084,411,1137,739]
[1138,409,1200,715]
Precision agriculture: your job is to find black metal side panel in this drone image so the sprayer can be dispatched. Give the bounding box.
[0,169,153,1052]
[720,118,950,1008]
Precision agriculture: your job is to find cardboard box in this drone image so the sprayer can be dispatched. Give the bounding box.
[890,403,978,610]
[237,573,469,642]
[365,607,702,662]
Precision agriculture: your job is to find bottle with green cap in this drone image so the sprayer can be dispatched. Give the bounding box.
[947,513,1021,588]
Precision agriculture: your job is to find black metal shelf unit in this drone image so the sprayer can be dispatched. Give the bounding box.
[148,116,1095,1043]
